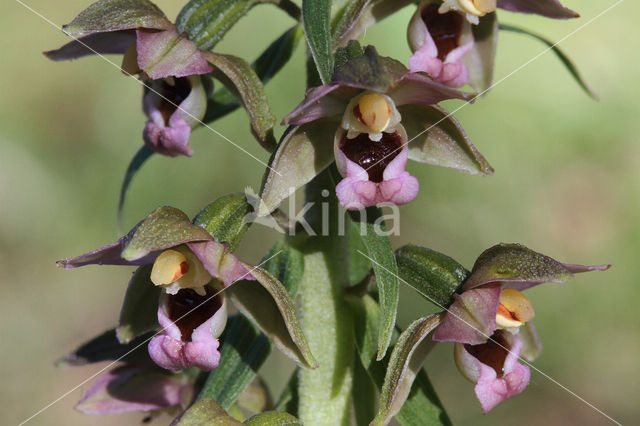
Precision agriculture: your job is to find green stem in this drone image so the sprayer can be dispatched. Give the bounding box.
[295,170,354,425]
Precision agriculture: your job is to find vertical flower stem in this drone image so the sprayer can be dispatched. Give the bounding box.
[296,169,354,425]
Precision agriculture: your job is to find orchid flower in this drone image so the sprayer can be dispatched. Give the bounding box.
[432,243,609,413]
[281,45,481,209]
[57,206,253,371]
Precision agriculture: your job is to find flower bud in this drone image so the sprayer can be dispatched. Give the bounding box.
[495,288,535,330]
[151,245,212,294]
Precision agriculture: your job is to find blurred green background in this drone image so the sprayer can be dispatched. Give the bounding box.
[1,0,637,424]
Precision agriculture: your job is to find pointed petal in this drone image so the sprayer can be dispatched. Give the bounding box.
[44,31,135,61]
[497,0,579,19]
[187,241,253,286]
[282,84,353,125]
[433,285,501,344]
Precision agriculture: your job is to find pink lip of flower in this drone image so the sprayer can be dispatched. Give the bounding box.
[408,2,475,88]
[454,331,530,414]
[148,286,228,371]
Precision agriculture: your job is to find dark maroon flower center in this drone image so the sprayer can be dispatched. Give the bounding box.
[464,331,510,377]
[157,77,191,124]
[422,4,464,61]
[166,286,222,342]
[339,131,403,183]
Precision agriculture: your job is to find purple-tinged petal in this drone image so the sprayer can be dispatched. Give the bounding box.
[497,0,579,19]
[57,206,212,268]
[463,243,606,292]
[562,263,611,273]
[44,31,135,61]
[388,72,473,106]
[143,119,193,157]
[76,366,190,414]
[433,285,501,345]
[454,333,530,414]
[282,84,354,125]
[188,241,254,286]
[136,28,213,79]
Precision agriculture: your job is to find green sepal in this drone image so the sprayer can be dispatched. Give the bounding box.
[229,263,318,369]
[117,264,160,343]
[172,398,242,425]
[193,193,252,250]
[244,411,302,425]
[62,0,171,36]
[401,104,494,176]
[259,121,337,216]
[499,23,597,99]
[395,244,469,308]
[203,52,277,150]
[122,206,212,260]
[333,40,364,72]
[332,45,407,92]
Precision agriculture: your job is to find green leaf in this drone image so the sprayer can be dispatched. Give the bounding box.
[395,245,469,308]
[173,398,242,425]
[62,0,171,36]
[244,411,302,425]
[401,104,494,176]
[331,0,371,48]
[55,328,154,368]
[348,207,398,361]
[499,23,597,99]
[202,52,277,149]
[205,25,303,123]
[302,0,333,84]
[259,121,337,216]
[347,218,371,286]
[261,239,305,297]
[122,206,212,261]
[198,315,272,408]
[176,0,260,51]
[193,193,252,251]
[372,315,442,426]
[118,145,153,231]
[352,355,378,426]
[464,243,574,289]
[117,265,160,343]
[461,12,498,93]
[345,294,379,369]
[352,299,451,426]
[230,263,317,368]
